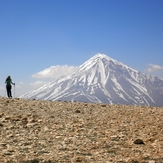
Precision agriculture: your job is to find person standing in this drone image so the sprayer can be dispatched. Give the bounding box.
[5,76,15,98]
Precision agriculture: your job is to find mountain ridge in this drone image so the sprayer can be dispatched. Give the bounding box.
[20,53,163,107]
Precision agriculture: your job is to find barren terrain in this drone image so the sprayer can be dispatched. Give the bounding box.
[0,96,163,163]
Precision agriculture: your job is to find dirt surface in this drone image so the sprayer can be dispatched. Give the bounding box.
[0,96,163,163]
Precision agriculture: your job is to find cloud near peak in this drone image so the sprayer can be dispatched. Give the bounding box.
[145,64,163,73]
[32,65,78,80]
[144,63,163,79]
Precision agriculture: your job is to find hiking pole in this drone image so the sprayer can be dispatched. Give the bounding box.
[14,84,15,98]
[4,89,6,97]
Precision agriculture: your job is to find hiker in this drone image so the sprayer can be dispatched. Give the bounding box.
[5,76,15,98]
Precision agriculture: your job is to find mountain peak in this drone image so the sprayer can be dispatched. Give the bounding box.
[91,53,115,61]
[94,53,108,58]
[78,53,116,70]
[77,53,125,73]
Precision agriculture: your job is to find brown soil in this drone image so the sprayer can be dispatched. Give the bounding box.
[0,97,163,163]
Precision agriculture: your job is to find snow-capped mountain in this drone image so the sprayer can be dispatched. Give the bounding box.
[20,53,163,107]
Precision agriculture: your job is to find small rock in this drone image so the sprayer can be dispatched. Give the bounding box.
[27,123,36,128]
[134,139,145,145]
[110,135,119,141]
[76,157,83,162]
[149,161,155,163]
[4,151,12,155]
[44,126,49,132]
[75,110,80,113]
[101,104,106,107]
[21,117,28,124]
[0,143,7,147]
[28,118,36,123]
[5,116,12,120]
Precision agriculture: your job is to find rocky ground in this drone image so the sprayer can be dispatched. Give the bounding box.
[0,96,163,163]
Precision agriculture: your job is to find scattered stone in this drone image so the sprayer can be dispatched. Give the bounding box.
[28,118,36,123]
[101,104,106,107]
[75,110,81,113]
[110,135,119,141]
[5,116,12,120]
[21,159,39,163]
[21,117,28,124]
[4,151,12,155]
[76,157,83,162]
[149,160,155,163]
[44,126,49,132]
[134,139,145,145]
[0,143,7,147]
[27,123,36,128]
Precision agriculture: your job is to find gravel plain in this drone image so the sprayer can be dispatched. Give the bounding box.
[0,96,163,163]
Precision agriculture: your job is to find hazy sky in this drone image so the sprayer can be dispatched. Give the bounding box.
[0,0,163,97]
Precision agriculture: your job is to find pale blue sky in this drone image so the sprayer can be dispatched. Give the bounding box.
[0,0,163,97]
